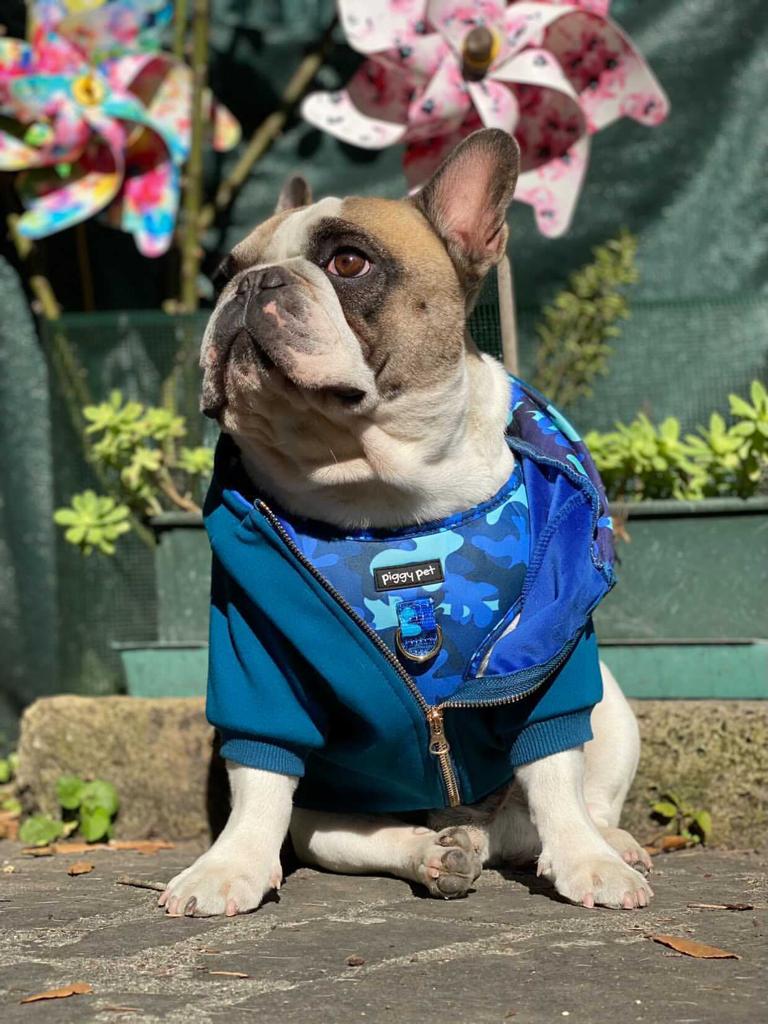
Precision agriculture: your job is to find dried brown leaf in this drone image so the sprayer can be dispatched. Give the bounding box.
[67,861,94,876]
[658,835,691,852]
[21,846,54,857]
[345,954,366,967]
[649,934,741,959]
[20,981,93,1004]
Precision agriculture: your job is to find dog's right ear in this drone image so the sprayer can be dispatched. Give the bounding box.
[275,174,313,214]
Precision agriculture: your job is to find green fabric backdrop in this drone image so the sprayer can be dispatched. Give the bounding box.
[0,0,766,743]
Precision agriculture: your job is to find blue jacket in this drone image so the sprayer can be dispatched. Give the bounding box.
[204,377,616,812]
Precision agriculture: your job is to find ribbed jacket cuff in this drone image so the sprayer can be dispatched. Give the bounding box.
[508,710,593,768]
[219,736,305,777]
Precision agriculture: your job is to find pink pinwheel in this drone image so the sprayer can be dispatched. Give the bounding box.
[302,0,669,236]
[0,1,240,257]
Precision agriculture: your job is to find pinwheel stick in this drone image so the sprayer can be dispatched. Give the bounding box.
[497,253,519,375]
[197,17,337,234]
[179,0,209,311]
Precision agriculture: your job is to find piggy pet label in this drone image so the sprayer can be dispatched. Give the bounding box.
[374,560,445,592]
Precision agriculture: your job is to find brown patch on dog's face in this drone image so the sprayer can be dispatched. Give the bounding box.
[307,198,466,400]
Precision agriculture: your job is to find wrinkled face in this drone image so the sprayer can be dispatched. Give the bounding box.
[200,195,467,430]
[199,129,520,509]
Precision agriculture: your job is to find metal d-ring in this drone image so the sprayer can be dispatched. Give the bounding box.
[395,624,443,664]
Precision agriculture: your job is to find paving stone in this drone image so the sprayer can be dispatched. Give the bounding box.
[0,842,764,1024]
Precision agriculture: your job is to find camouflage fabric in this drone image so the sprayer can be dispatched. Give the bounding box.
[276,460,530,706]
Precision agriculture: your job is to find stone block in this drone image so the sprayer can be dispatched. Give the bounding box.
[15,695,767,846]
[624,699,767,847]
[16,696,222,839]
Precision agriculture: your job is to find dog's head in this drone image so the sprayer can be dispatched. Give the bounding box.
[201,128,519,522]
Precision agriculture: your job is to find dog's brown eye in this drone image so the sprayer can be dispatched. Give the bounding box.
[326,250,370,278]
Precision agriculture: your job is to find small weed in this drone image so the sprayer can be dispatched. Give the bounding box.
[18,774,120,846]
[650,791,712,846]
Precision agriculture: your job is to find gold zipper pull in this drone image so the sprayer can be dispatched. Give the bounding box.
[427,707,450,756]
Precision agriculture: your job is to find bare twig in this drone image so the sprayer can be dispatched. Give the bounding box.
[197,18,337,234]
[156,470,201,514]
[173,0,189,60]
[116,876,167,892]
[7,213,61,321]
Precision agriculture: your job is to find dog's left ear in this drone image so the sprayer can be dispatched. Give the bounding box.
[413,129,519,290]
[275,174,313,214]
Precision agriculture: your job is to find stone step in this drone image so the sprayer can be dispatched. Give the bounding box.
[14,695,767,846]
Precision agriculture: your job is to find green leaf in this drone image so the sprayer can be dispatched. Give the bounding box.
[728,394,755,419]
[80,779,119,817]
[1,796,21,814]
[79,805,112,842]
[692,809,712,840]
[651,801,678,820]
[56,775,85,811]
[0,759,10,784]
[19,815,64,847]
[178,446,215,475]
[750,379,766,407]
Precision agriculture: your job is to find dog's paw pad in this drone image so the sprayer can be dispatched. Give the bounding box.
[417,826,483,899]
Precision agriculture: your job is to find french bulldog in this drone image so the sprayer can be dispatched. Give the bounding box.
[160,129,652,918]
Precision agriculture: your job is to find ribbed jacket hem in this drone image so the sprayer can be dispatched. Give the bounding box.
[219,736,305,777]
[508,710,593,768]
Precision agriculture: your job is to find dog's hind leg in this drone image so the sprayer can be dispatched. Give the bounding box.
[583,664,652,871]
[290,809,485,898]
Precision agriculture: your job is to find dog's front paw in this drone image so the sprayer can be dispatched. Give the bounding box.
[542,853,653,910]
[415,826,484,899]
[599,826,653,873]
[159,848,283,917]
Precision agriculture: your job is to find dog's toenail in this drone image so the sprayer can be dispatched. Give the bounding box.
[184,897,197,916]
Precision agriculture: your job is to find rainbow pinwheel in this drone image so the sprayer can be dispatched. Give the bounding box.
[303,0,669,236]
[0,1,240,257]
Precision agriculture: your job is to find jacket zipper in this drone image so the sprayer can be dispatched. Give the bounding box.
[255,499,562,808]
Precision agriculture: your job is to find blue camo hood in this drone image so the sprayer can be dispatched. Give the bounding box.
[203,376,616,813]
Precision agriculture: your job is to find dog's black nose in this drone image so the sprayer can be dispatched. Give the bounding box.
[232,265,291,301]
[256,266,290,291]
